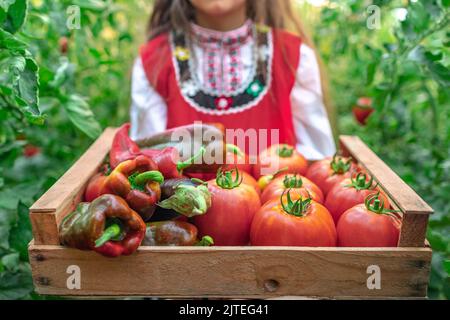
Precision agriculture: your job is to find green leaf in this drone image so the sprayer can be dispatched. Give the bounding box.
[1,252,19,271]
[0,269,33,299]
[64,95,102,139]
[444,260,450,275]
[2,0,27,33]
[0,0,16,11]
[0,27,27,50]
[9,201,32,260]
[72,0,108,11]
[18,57,40,115]
[0,208,15,249]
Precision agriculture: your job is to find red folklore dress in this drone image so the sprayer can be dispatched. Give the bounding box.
[130,20,335,160]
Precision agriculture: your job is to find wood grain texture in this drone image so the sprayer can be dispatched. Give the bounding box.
[29,128,117,245]
[29,244,431,298]
[339,135,433,247]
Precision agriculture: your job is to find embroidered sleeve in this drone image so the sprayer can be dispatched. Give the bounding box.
[129,57,168,141]
[290,44,336,160]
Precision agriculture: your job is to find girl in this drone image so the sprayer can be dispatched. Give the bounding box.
[130,0,336,160]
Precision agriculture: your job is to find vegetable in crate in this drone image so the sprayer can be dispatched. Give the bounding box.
[251,189,337,246]
[253,144,308,179]
[59,194,146,257]
[306,155,356,196]
[136,122,226,174]
[158,178,212,217]
[142,221,214,246]
[194,168,261,246]
[261,174,324,204]
[85,155,163,221]
[109,123,142,169]
[325,172,390,224]
[337,193,400,247]
[141,146,206,179]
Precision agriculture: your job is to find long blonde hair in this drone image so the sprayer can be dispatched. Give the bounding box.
[147,0,333,127]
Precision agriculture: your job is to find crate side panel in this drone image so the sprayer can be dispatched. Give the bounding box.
[29,246,431,298]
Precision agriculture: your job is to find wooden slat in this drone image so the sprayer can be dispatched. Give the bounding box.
[30,128,117,245]
[29,245,431,298]
[339,136,433,247]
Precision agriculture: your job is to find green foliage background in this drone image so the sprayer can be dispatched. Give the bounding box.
[0,0,448,299]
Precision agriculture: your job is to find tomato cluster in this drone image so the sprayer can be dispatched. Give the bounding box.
[194,144,401,248]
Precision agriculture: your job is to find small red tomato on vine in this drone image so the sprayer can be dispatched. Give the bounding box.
[250,189,336,246]
[337,193,401,247]
[325,172,390,225]
[23,144,41,158]
[306,154,357,196]
[352,97,374,125]
[193,168,261,246]
[253,144,308,179]
[59,37,69,54]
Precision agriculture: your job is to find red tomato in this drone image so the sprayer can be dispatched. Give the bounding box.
[352,97,374,125]
[337,194,400,247]
[261,174,323,204]
[325,173,390,225]
[231,170,261,197]
[23,144,41,158]
[253,144,308,179]
[251,191,336,246]
[223,144,252,173]
[193,169,261,246]
[306,155,357,196]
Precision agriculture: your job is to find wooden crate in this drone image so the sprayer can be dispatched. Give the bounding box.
[28,128,433,298]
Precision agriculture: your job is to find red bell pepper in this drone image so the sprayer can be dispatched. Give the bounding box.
[109,123,142,169]
[59,194,146,257]
[85,155,163,221]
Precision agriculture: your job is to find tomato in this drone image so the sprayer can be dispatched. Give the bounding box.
[231,170,261,197]
[250,190,336,246]
[261,174,323,204]
[352,97,374,125]
[306,155,356,196]
[193,168,261,246]
[23,144,41,158]
[325,173,390,225]
[337,194,400,247]
[223,144,252,173]
[253,144,308,179]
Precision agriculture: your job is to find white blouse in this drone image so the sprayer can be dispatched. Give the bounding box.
[130,22,336,160]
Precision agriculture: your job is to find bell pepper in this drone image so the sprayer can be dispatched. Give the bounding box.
[110,123,142,169]
[85,155,163,221]
[135,122,226,174]
[59,194,146,257]
[141,146,206,179]
[142,221,214,246]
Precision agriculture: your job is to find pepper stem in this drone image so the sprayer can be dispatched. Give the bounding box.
[95,223,122,248]
[364,193,399,217]
[347,172,375,191]
[277,145,294,158]
[177,146,206,173]
[134,171,164,186]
